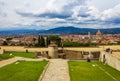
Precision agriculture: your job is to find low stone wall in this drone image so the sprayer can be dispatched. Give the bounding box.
[100,51,120,71]
[0,46,57,58]
[64,50,83,60]
[0,49,4,54]
[64,50,100,60]
[63,47,102,51]
[0,46,48,52]
[0,46,47,55]
[0,50,3,54]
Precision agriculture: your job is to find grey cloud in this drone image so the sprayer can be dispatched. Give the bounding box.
[1,0,120,29]
[15,0,88,19]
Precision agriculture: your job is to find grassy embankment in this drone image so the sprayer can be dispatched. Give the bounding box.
[0,61,48,81]
[0,52,36,59]
[69,61,120,81]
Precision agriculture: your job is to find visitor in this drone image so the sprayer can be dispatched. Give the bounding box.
[26,49,28,53]
[87,57,91,62]
[103,58,107,65]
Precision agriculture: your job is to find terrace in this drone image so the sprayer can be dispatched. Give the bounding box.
[0,45,120,81]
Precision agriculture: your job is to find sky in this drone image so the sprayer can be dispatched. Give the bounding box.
[0,0,120,30]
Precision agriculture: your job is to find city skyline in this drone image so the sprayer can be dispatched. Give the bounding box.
[0,0,120,30]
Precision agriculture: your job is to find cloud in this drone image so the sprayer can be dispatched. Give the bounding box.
[0,0,120,29]
[93,4,120,27]
[16,0,86,19]
[101,4,120,20]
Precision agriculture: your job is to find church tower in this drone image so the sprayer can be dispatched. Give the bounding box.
[88,32,91,40]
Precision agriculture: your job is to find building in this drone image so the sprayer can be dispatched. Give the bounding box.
[96,30,103,40]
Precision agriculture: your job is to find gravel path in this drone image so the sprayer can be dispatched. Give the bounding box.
[41,59,70,81]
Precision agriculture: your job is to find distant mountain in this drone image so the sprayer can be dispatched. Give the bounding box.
[0,29,45,34]
[43,26,120,34]
[0,26,120,35]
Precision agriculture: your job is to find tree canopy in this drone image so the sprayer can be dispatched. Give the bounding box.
[47,36,61,46]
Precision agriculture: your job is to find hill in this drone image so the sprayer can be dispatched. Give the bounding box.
[0,26,120,35]
[44,26,120,34]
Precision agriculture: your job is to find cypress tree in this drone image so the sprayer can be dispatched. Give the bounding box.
[46,36,50,46]
[37,35,41,47]
[40,36,45,47]
[2,41,8,46]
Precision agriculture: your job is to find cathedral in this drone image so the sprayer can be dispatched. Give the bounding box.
[96,30,103,40]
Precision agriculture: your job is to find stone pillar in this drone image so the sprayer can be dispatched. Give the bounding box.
[99,51,104,62]
[48,42,58,58]
[88,51,91,58]
[89,51,93,59]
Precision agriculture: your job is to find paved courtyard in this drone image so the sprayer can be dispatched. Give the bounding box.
[41,59,70,81]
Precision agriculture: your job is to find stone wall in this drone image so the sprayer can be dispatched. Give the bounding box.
[0,46,57,58]
[64,50,83,60]
[64,50,100,60]
[0,47,4,54]
[0,49,4,54]
[0,46,48,53]
[100,51,120,71]
[63,47,102,51]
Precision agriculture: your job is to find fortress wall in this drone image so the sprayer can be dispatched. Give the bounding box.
[1,45,120,53]
[26,48,48,52]
[61,45,120,52]
[63,47,102,51]
[99,45,120,50]
[0,46,25,52]
[100,51,120,71]
[0,46,48,53]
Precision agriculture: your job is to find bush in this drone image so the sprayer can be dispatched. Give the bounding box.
[2,41,8,46]
[62,41,97,47]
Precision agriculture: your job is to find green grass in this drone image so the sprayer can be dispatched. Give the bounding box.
[0,61,48,81]
[0,54,14,59]
[0,52,36,59]
[69,61,120,81]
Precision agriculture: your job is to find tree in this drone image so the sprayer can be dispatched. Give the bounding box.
[2,41,8,46]
[40,36,45,47]
[47,36,61,46]
[62,41,81,47]
[62,41,97,47]
[6,38,12,41]
[37,35,45,47]
[117,41,120,45]
[32,38,36,46]
[46,36,50,46]
[37,35,41,47]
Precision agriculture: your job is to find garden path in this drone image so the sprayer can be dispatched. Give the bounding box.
[41,59,70,81]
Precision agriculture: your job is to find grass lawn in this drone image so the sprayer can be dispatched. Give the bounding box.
[0,61,48,81]
[0,52,36,59]
[69,61,120,81]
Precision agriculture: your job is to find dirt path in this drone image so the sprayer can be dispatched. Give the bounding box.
[41,59,70,81]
